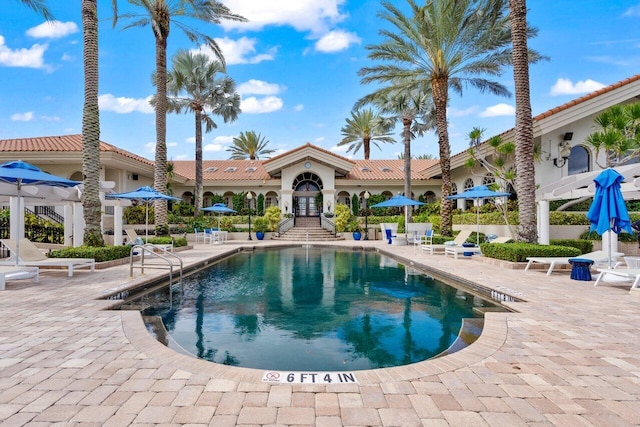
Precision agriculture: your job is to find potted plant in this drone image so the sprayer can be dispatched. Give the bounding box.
[252,217,269,240]
[348,220,362,240]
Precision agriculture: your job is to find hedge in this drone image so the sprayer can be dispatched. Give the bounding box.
[480,243,581,263]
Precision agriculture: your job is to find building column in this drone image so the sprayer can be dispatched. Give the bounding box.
[281,189,293,215]
[322,189,335,214]
[73,202,84,247]
[64,204,73,246]
[113,204,124,246]
[9,196,24,240]
[537,200,550,244]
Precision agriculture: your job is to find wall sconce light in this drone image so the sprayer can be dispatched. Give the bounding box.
[553,139,572,168]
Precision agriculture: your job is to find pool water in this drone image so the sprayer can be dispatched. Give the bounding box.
[134,247,500,371]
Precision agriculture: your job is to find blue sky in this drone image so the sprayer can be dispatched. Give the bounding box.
[1,1,640,162]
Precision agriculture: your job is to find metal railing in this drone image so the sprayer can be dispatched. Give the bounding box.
[34,206,64,224]
[129,243,183,289]
[277,217,294,236]
[321,216,336,237]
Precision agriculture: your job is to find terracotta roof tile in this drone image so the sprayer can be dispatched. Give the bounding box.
[172,159,271,181]
[263,142,355,165]
[346,159,438,180]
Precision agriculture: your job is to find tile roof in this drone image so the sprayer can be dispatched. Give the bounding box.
[263,142,355,166]
[0,134,154,166]
[172,159,272,181]
[346,159,438,180]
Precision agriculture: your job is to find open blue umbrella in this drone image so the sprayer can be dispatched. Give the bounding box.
[370,194,425,208]
[202,203,237,229]
[107,186,181,240]
[0,160,80,265]
[447,185,510,245]
[586,168,632,267]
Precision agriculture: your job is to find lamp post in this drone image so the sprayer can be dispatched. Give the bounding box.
[247,192,253,240]
[364,191,370,240]
[284,201,288,214]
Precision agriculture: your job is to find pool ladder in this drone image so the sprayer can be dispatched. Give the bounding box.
[129,243,184,289]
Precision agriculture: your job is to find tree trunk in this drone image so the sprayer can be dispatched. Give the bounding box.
[403,118,412,226]
[432,76,453,237]
[154,35,169,235]
[510,0,537,243]
[81,0,104,246]
[194,109,203,216]
[364,136,371,160]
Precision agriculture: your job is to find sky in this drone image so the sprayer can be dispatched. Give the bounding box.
[1,1,640,163]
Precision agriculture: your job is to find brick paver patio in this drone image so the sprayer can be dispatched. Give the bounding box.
[0,240,639,426]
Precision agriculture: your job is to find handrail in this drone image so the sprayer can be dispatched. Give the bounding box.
[321,216,336,237]
[277,217,294,236]
[129,243,183,288]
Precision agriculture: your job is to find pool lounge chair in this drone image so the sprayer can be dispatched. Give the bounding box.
[594,256,640,289]
[421,229,472,255]
[0,266,39,290]
[444,236,513,259]
[125,228,173,252]
[524,250,624,276]
[0,238,95,277]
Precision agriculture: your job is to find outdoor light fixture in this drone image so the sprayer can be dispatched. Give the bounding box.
[364,191,370,240]
[327,199,332,212]
[553,139,572,168]
[284,200,289,213]
[246,192,253,240]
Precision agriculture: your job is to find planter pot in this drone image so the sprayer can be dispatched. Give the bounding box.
[352,231,362,241]
[256,231,265,240]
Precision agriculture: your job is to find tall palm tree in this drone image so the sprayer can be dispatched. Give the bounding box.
[227,131,275,160]
[510,0,536,243]
[360,89,435,225]
[121,0,246,235]
[338,108,395,160]
[81,0,118,246]
[166,50,241,215]
[359,0,523,236]
[16,0,53,20]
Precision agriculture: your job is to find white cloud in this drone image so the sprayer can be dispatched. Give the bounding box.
[185,137,195,144]
[219,1,347,35]
[315,137,325,143]
[145,142,155,153]
[214,135,235,145]
[0,35,47,68]
[241,96,283,113]
[237,79,284,95]
[174,153,190,160]
[330,144,349,153]
[26,21,78,39]
[448,106,477,118]
[623,5,640,16]
[167,142,178,148]
[11,112,33,122]
[98,94,154,114]
[204,143,224,152]
[479,103,515,117]
[549,78,606,96]
[294,104,304,112]
[195,37,276,65]
[314,30,360,53]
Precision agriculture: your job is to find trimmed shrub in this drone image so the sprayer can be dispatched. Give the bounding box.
[49,245,133,262]
[480,243,581,263]
[549,239,593,253]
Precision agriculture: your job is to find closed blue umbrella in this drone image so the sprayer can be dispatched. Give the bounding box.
[202,203,237,229]
[0,160,80,265]
[586,168,632,267]
[447,185,510,245]
[107,186,181,240]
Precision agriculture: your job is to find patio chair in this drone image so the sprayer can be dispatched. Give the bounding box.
[0,265,39,290]
[0,238,95,277]
[421,229,472,255]
[194,228,207,244]
[524,250,624,276]
[444,236,513,259]
[125,228,173,252]
[594,256,640,289]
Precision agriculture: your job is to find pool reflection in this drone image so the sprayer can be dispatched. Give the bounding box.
[137,247,498,371]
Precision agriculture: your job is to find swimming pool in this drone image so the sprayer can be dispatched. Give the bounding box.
[127,246,504,371]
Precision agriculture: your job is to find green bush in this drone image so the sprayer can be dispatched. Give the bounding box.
[264,206,282,231]
[549,239,593,253]
[579,229,637,242]
[49,245,133,262]
[480,243,581,262]
[334,204,351,232]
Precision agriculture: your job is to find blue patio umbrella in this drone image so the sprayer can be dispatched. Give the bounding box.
[107,186,181,240]
[0,160,80,265]
[202,203,237,229]
[586,168,632,267]
[370,194,425,208]
[447,185,510,245]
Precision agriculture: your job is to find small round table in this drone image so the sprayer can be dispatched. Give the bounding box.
[568,258,594,281]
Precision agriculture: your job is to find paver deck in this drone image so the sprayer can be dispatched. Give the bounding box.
[1,240,639,426]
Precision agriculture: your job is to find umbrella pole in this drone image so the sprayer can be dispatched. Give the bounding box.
[145,201,149,242]
[476,203,480,246]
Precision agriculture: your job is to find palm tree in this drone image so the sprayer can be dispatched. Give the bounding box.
[81,0,118,246]
[227,131,275,160]
[166,50,241,215]
[585,103,640,168]
[16,0,53,20]
[120,0,246,235]
[510,0,536,243]
[360,89,435,226]
[338,108,395,160]
[358,0,529,236]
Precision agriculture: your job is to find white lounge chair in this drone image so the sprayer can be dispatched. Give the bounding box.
[421,230,472,255]
[0,238,95,277]
[444,236,513,259]
[0,266,39,290]
[594,256,640,288]
[525,250,624,276]
[125,228,173,252]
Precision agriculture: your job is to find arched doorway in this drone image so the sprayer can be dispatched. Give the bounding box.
[292,172,323,217]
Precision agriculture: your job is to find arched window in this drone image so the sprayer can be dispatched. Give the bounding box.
[424,191,436,203]
[451,183,458,195]
[568,145,590,175]
[482,173,495,186]
[464,178,474,191]
[292,172,323,191]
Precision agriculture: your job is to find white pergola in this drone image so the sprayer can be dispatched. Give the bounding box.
[536,163,640,246]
